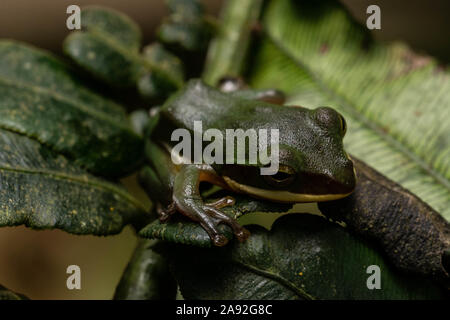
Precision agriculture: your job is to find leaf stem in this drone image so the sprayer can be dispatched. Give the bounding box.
[202,0,264,86]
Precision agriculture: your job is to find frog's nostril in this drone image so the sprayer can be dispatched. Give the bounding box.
[341,160,356,190]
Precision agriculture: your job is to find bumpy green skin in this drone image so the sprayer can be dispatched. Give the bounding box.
[142,79,355,246]
[156,79,355,196]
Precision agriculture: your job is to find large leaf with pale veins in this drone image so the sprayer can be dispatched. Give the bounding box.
[160,214,446,300]
[247,0,450,220]
[0,129,149,235]
[0,40,143,177]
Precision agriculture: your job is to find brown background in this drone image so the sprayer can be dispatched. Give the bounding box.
[0,0,448,300]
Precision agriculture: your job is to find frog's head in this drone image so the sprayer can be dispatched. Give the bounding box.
[222,106,356,203]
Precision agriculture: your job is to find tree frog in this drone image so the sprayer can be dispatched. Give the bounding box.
[141,79,356,246]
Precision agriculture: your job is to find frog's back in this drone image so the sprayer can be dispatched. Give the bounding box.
[155,79,319,156]
[160,79,296,132]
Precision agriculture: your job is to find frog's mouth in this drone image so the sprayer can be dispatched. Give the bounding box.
[223,176,354,203]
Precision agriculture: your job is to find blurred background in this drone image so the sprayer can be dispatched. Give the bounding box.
[0,0,448,299]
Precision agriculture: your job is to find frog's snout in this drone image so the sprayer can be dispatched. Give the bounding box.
[338,159,357,193]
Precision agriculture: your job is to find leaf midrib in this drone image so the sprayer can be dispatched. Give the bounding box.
[0,76,138,135]
[0,164,147,212]
[263,29,450,192]
[235,260,315,300]
[81,29,184,88]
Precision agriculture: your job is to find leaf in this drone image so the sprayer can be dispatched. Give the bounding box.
[203,0,264,86]
[246,0,450,219]
[114,239,177,300]
[139,216,233,248]
[63,6,183,95]
[0,129,149,235]
[0,285,29,300]
[129,109,150,137]
[319,157,450,279]
[137,43,185,99]
[160,214,446,300]
[0,40,143,177]
[158,0,211,52]
[139,194,291,247]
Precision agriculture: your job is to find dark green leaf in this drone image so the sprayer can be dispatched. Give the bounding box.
[139,216,233,248]
[161,214,446,300]
[0,40,143,177]
[158,0,210,52]
[319,157,450,279]
[114,239,176,300]
[137,43,185,99]
[0,129,149,235]
[80,6,142,50]
[0,285,29,300]
[64,31,142,87]
[63,6,183,95]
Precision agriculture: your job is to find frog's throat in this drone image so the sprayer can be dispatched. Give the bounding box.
[223,176,353,203]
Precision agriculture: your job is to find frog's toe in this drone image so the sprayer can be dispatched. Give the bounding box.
[205,206,250,245]
[207,196,235,209]
[212,234,229,247]
[197,216,230,247]
[157,202,176,222]
[235,228,251,242]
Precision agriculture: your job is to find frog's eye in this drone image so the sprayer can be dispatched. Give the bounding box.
[339,115,347,136]
[263,166,296,188]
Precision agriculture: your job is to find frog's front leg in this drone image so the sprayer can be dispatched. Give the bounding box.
[172,164,250,246]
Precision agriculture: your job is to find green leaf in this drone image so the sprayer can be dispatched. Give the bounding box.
[0,40,143,177]
[129,109,150,137]
[137,43,185,99]
[63,6,183,94]
[63,6,141,87]
[139,216,233,248]
[158,0,211,52]
[79,6,142,50]
[246,0,450,219]
[114,239,177,300]
[139,194,291,247]
[0,129,149,235]
[203,0,264,86]
[161,214,446,300]
[0,285,29,300]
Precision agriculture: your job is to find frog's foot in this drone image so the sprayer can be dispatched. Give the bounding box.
[206,196,235,209]
[203,204,251,246]
[157,202,177,223]
[173,196,250,247]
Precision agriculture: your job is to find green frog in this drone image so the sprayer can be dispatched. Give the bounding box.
[140,79,356,246]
